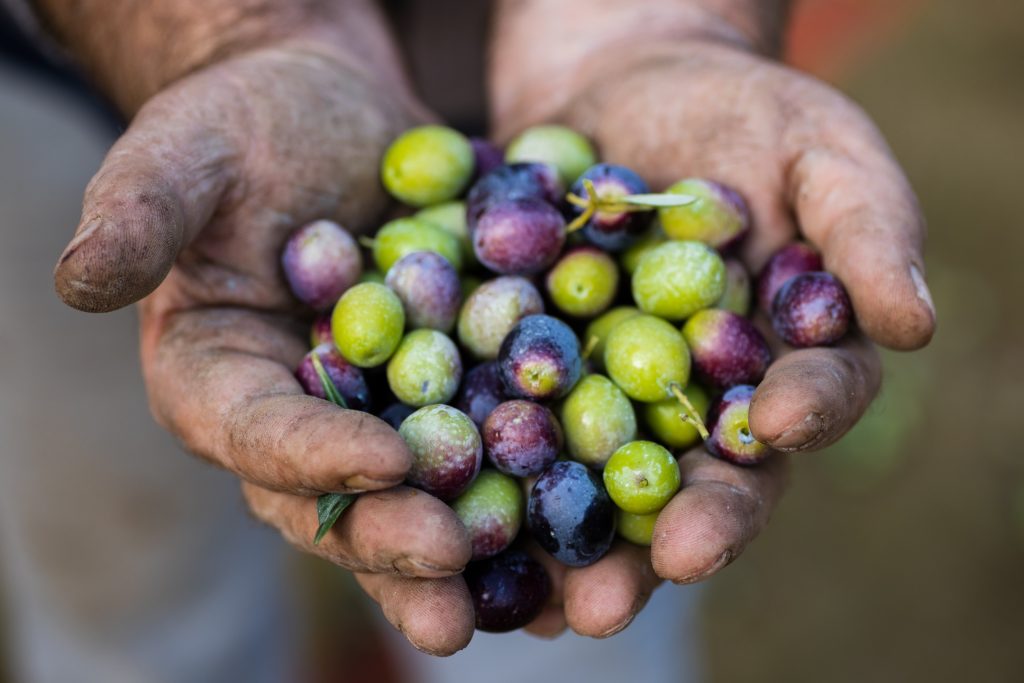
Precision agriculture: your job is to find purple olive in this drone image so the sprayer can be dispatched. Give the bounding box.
[757,242,823,314]
[682,309,772,389]
[473,197,567,276]
[569,163,651,252]
[771,271,852,347]
[455,362,507,427]
[282,220,362,310]
[527,461,615,567]
[385,251,461,332]
[378,402,415,430]
[467,162,564,230]
[483,400,563,477]
[498,314,582,401]
[706,385,773,466]
[294,343,371,411]
[310,313,333,347]
[465,550,551,632]
[399,405,483,501]
[451,470,524,560]
[470,137,505,180]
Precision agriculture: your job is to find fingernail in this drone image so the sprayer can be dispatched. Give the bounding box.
[58,219,102,266]
[910,264,935,320]
[772,412,824,451]
[674,548,734,585]
[342,474,402,492]
[596,613,637,639]
[393,557,460,578]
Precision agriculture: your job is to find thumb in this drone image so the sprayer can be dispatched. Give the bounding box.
[54,100,235,312]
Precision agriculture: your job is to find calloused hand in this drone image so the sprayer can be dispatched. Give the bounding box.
[54,40,479,655]
[494,40,935,638]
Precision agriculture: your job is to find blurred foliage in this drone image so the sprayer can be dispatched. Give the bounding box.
[704,1,1024,681]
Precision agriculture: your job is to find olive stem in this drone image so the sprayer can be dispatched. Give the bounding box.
[564,179,698,234]
[358,236,376,249]
[669,382,710,440]
[581,335,600,361]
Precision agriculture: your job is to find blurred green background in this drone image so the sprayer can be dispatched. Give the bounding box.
[703,1,1024,680]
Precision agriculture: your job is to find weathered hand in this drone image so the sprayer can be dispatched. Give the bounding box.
[491,36,935,637]
[53,40,478,654]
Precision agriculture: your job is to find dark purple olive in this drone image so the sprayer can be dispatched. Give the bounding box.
[483,400,563,477]
[470,137,505,180]
[455,362,507,427]
[569,163,651,252]
[385,251,461,332]
[682,309,772,389]
[527,461,615,567]
[378,402,415,430]
[465,550,551,632]
[473,197,566,276]
[771,271,852,347]
[757,242,823,314]
[466,162,564,230]
[498,314,582,401]
[295,343,371,411]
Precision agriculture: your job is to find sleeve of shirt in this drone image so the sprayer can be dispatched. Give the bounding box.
[1,0,72,65]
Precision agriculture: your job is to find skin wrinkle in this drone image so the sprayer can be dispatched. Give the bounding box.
[46,0,934,649]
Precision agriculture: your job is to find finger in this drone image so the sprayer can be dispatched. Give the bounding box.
[749,332,881,452]
[651,450,788,584]
[523,605,568,639]
[143,307,411,494]
[789,124,936,350]
[522,539,569,638]
[55,92,236,312]
[242,484,471,577]
[355,572,475,657]
[563,543,661,638]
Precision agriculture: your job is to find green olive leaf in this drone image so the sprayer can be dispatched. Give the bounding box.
[617,193,698,208]
[565,182,698,232]
[311,351,348,409]
[310,350,355,545]
[314,493,356,545]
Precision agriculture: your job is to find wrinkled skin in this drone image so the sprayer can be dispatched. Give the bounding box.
[479,1,935,644]
[52,37,480,655]
[51,0,935,658]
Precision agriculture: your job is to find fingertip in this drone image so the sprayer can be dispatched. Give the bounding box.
[563,544,657,638]
[650,482,747,584]
[361,574,475,657]
[873,263,935,351]
[290,406,413,493]
[54,202,183,312]
[339,487,472,575]
[524,606,568,639]
[749,338,880,452]
[835,252,936,351]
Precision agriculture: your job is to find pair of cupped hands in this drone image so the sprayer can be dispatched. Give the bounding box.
[53,10,935,656]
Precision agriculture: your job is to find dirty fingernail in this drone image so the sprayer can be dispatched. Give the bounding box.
[770,412,824,451]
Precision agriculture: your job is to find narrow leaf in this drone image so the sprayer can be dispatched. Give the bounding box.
[311,352,348,409]
[618,193,698,208]
[314,493,356,545]
[310,352,354,544]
